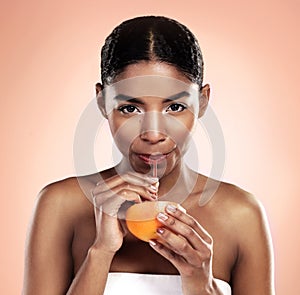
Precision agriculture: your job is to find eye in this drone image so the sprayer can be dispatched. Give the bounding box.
[117,105,140,114]
[166,103,187,113]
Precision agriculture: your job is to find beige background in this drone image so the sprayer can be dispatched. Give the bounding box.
[1,0,299,294]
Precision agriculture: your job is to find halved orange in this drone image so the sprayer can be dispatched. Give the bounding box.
[125,201,185,242]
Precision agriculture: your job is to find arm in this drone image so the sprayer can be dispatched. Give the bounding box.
[23,173,158,295]
[231,196,275,295]
[149,205,224,295]
[148,192,275,295]
[22,183,116,295]
[23,184,74,294]
[66,238,115,295]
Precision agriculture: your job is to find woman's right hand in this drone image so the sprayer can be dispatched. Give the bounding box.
[91,172,159,253]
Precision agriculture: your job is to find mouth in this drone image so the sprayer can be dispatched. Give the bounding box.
[135,150,174,165]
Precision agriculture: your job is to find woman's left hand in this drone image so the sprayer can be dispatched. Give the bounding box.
[149,204,219,295]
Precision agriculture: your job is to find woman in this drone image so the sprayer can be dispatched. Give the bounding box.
[23,16,274,294]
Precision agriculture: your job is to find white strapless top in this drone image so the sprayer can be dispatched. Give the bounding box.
[104,272,231,295]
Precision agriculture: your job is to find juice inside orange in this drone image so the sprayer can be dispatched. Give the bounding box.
[126,218,163,242]
[125,201,185,242]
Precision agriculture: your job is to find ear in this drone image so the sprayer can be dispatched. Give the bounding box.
[198,84,210,118]
[95,83,107,119]
[95,82,102,95]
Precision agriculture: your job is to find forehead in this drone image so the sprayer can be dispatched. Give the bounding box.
[113,61,193,84]
[104,75,199,99]
[103,62,200,106]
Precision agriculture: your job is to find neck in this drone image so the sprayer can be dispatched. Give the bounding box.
[158,162,199,203]
[116,158,199,204]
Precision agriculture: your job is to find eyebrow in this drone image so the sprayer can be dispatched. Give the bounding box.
[114,94,143,104]
[113,91,190,104]
[163,91,190,102]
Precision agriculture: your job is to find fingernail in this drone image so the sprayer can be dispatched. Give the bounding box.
[149,185,158,192]
[157,212,168,221]
[166,204,177,213]
[157,228,165,234]
[147,177,159,183]
[150,193,158,200]
[149,240,156,246]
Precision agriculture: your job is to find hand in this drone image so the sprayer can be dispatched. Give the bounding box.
[91,172,158,253]
[149,204,216,294]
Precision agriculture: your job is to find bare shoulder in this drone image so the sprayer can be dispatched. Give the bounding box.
[34,167,119,226]
[214,181,267,221]
[34,175,98,224]
[210,180,271,245]
[193,177,271,239]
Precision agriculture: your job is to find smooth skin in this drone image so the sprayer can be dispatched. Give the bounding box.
[23,62,274,295]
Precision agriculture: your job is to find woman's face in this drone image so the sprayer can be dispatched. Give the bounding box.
[99,61,209,177]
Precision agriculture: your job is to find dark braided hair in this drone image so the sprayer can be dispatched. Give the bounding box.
[101,16,204,87]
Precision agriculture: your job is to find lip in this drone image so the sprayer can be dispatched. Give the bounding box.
[135,150,173,164]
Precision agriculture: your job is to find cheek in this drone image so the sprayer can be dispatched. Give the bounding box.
[108,115,141,156]
[165,115,196,149]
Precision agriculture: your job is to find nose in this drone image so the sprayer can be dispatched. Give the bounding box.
[140,111,167,144]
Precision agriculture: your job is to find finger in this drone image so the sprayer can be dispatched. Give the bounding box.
[101,195,129,217]
[93,173,159,194]
[165,204,213,245]
[93,173,158,199]
[156,212,207,251]
[93,187,142,209]
[155,227,201,266]
[93,182,157,208]
[125,171,159,185]
[94,194,126,217]
[96,172,158,187]
[149,239,187,271]
[113,183,158,201]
